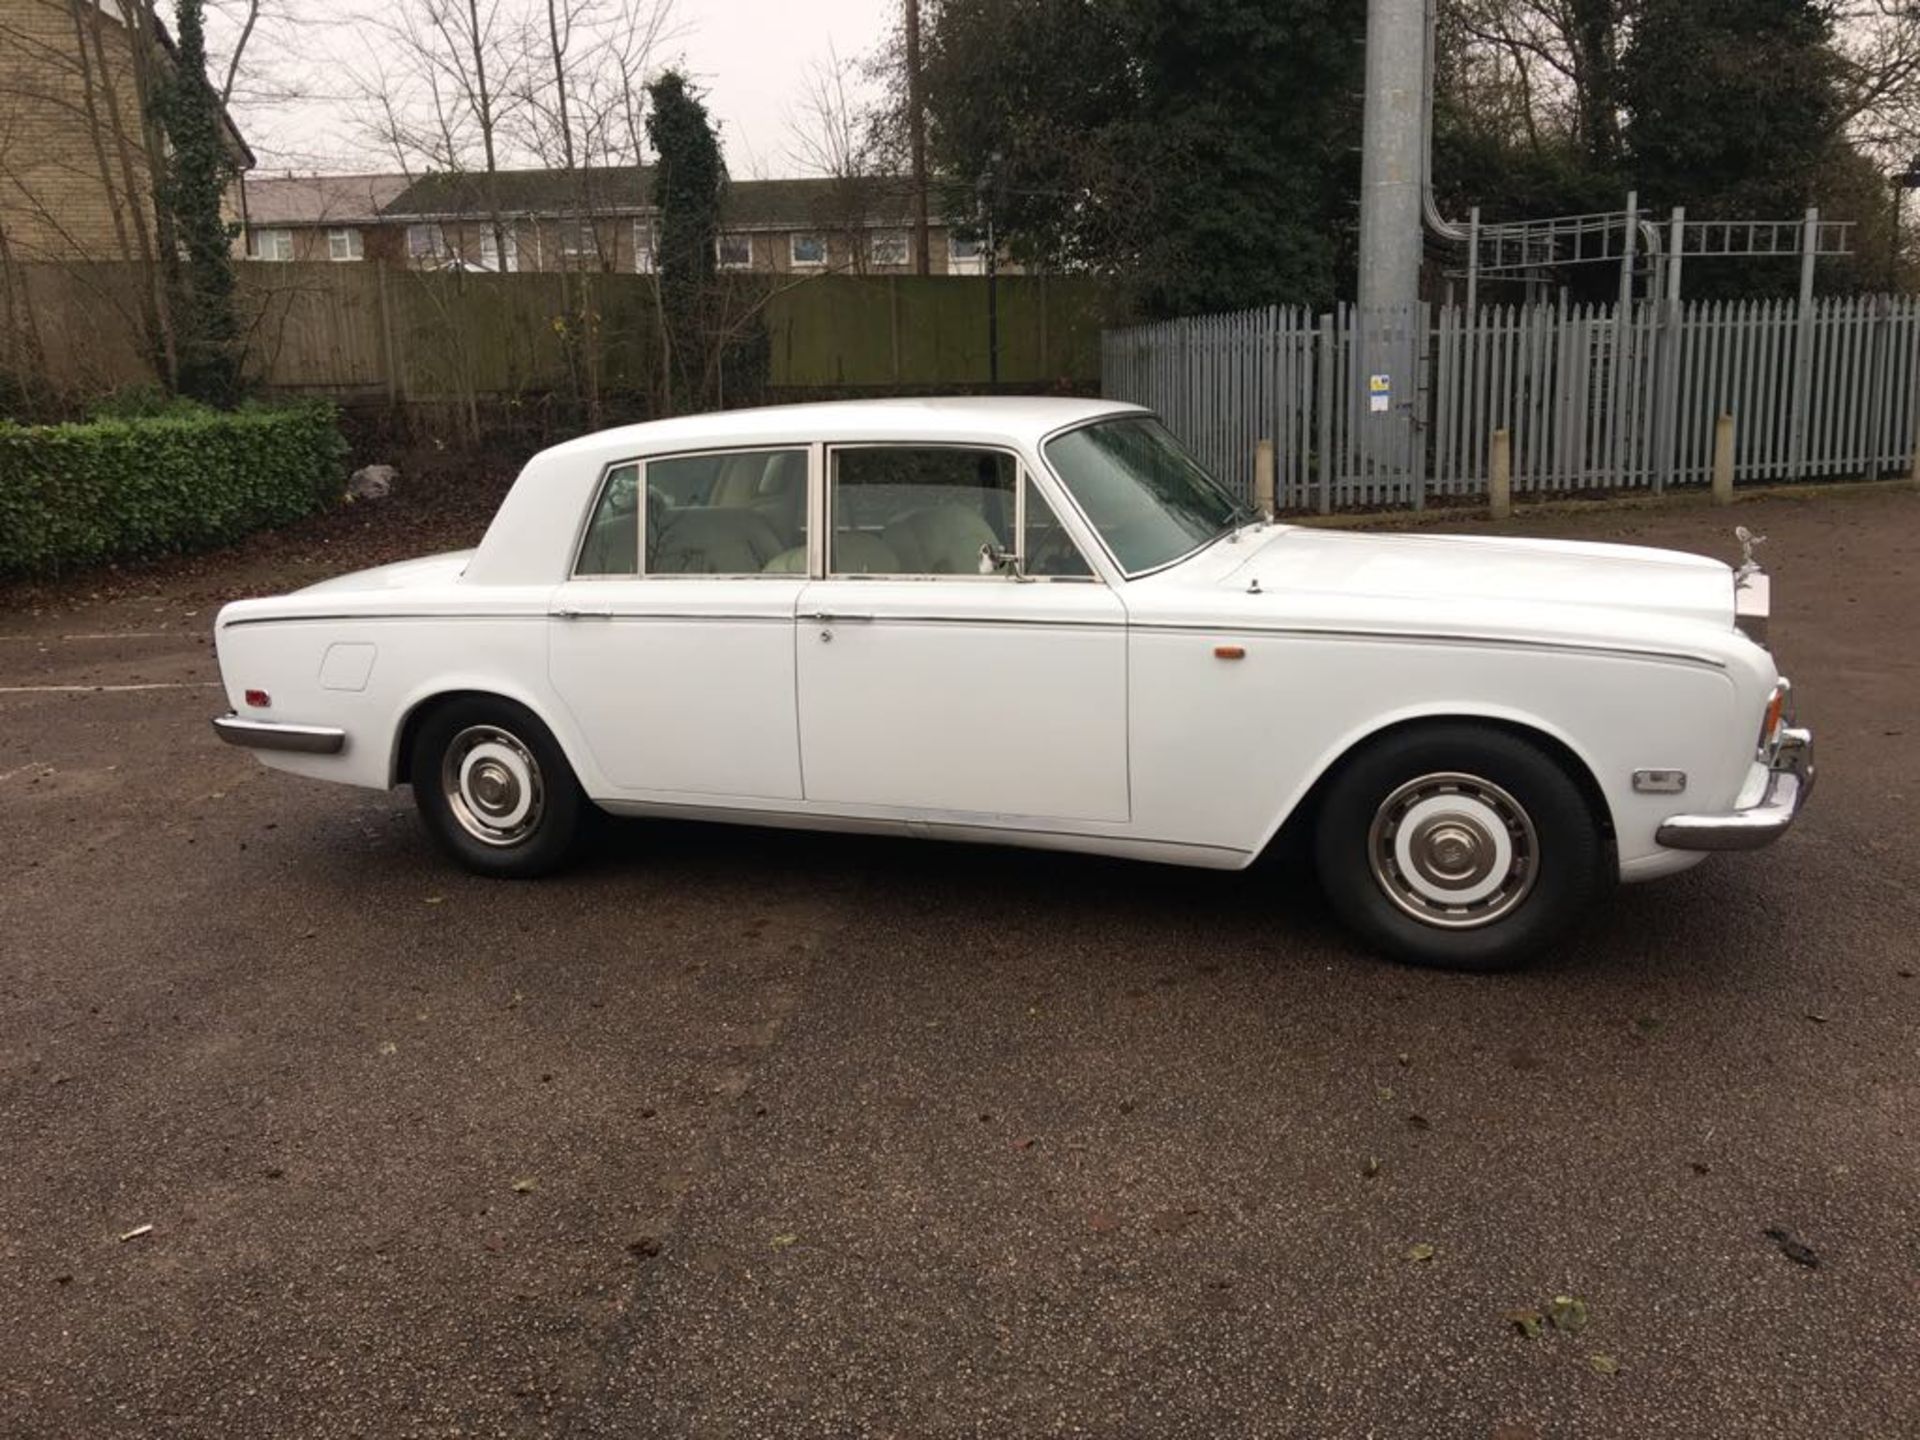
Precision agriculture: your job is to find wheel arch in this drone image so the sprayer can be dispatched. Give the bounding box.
[1256,707,1619,863]
[389,683,583,788]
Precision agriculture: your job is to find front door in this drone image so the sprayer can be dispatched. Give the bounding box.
[549,446,811,801]
[794,444,1130,825]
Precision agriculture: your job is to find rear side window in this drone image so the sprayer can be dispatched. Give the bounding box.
[575,464,640,575]
[573,449,810,577]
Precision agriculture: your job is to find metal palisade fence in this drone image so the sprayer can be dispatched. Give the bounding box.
[1101,296,1920,510]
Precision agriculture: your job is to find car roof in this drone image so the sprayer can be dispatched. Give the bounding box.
[535,396,1149,466]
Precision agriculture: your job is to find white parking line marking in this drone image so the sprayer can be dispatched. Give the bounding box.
[0,682,221,694]
[0,632,181,643]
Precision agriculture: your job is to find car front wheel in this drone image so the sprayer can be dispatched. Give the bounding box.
[410,697,586,877]
[1313,723,1607,971]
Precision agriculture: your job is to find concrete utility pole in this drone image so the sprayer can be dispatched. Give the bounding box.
[1357,0,1425,315]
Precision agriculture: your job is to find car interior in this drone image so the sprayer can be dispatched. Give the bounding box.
[573,445,1091,579]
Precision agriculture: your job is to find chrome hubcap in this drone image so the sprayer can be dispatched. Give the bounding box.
[441,725,544,847]
[1368,772,1537,930]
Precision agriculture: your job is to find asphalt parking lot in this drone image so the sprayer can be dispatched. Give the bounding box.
[2,484,1916,1439]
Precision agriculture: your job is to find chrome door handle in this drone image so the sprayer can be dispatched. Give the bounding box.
[554,605,613,620]
[798,611,873,623]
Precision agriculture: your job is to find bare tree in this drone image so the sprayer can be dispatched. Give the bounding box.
[784,45,892,275]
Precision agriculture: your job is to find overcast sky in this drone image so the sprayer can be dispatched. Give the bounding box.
[215,0,897,180]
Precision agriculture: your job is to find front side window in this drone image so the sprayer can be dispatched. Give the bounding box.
[633,219,654,273]
[407,223,445,260]
[1024,483,1094,578]
[790,233,827,268]
[829,447,1016,576]
[1043,417,1247,575]
[326,228,362,261]
[870,230,910,267]
[250,228,293,261]
[716,233,752,269]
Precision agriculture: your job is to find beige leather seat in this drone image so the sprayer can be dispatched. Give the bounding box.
[762,531,902,574]
[652,508,786,574]
[882,504,1002,574]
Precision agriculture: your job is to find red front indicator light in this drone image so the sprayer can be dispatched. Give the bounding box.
[244,689,271,709]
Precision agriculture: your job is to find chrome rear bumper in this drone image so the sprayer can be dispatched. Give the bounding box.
[1656,727,1814,852]
[212,714,348,755]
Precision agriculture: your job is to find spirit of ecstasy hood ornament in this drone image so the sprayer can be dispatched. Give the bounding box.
[1733,525,1767,585]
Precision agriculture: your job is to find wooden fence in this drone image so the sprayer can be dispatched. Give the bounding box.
[0,262,1128,418]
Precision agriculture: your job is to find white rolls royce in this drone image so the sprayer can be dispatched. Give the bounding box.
[212,398,1812,970]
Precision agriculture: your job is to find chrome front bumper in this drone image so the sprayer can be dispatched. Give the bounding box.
[1656,726,1814,852]
[211,714,348,755]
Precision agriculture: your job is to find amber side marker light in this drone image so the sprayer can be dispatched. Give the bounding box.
[1214,645,1247,661]
[1759,684,1787,748]
[244,689,271,709]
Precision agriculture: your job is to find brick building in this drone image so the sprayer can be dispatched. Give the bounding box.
[237,165,997,277]
[0,0,250,265]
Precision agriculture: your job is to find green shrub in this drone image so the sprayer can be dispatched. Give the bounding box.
[84,384,216,422]
[0,403,348,577]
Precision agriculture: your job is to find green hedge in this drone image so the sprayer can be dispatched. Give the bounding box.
[0,403,348,577]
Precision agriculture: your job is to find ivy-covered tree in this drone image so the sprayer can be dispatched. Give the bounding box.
[646,70,725,412]
[156,0,243,406]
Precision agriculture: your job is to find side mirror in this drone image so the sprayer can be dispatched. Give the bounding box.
[979,541,1030,581]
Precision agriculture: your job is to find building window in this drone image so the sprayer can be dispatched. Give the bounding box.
[716,233,752,269]
[480,226,519,273]
[326,228,362,262]
[869,231,910,267]
[948,232,985,274]
[633,219,655,273]
[789,233,827,268]
[558,218,595,264]
[249,228,293,262]
[407,223,446,260]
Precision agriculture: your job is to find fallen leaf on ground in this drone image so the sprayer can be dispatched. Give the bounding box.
[1008,1136,1036,1151]
[1407,1113,1432,1131]
[770,1233,798,1248]
[1376,1086,1396,1101]
[1405,1242,1436,1263]
[1548,1295,1590,1333]
[1805,1011,1829,1024]
[1763,1227,1820,1267]
[118,1224,153,1243]
[377,1040,398,1056]
[1589,1354,1620,1375]
[1362,1155,1381,1179]
[424,895,445,906]
[1088,1210,1121,1233]
[510,1177,537,1194]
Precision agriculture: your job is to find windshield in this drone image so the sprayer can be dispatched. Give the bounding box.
[1043,417,1248,574]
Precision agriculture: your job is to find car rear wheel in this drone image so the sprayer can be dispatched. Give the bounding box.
[1313,723,1607,971]
[410,697,586,877]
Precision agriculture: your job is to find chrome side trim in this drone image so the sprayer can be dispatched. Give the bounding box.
[212,715,348,755]
[1657,727,1814,852]
[1130,624,1728,670]
[220,612,548,630]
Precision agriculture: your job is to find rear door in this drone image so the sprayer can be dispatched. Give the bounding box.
[548,446,811,801]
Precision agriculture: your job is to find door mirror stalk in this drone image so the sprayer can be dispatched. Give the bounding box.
[979,542,1032,581]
